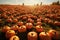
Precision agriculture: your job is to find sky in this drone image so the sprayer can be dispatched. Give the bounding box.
[0,0,60,5]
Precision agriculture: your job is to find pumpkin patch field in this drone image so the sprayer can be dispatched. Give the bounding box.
[0,5,60,40]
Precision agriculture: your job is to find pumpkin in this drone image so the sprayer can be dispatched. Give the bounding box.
[17,21,24,26]
[11,25,18,31]
[54,21,60,26]
[5,30,15,38]
[27,31,38,40]
[37,19,41,22]
[44,18,49,23]
[36,22,42,26]
[35,25,44,32]
[22,16,27,20]
[6,18,12,23]
[47,29,59,40]
[48,19,53,24]
[27,18,34,23]
[13,18,18,23]
[18,25,26,32]
[25,23,33,29]
[39,32,51,40]
[2,26,11,32]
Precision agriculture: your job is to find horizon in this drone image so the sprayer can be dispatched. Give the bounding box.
[0,0,60,5]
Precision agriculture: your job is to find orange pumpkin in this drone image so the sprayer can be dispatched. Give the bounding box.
[18,25,26,32]
[11,25,18,31]
[36,22,42,26]
[48,19,53,24]
[5,30,15,38]
[39,32,51,40]
[1,13,8,19]
[13,18,18,23]
[25,23,33,29]
[27,31,38,40]
[2,26,11,32]
[44,18,49,23]
[35,25,44,32]
[47,29,59,40]
[9,35,20,40]
[22,16,27,20]
[37,19,41,22]
[54,21,60,26]
[6,18,12,23]
[17,21,24,26]
[9,15,14,19]
[27,18,34,23]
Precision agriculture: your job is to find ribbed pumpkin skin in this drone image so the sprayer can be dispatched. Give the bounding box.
[9,35,20,40]
[39,32,51,40]
[27,31,38,40]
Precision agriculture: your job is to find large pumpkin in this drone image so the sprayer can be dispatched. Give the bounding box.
[5,30,15,38]
[39,32,51,40]
[47,29,59,40]
[9,35,20,40]
[27,31,38,40]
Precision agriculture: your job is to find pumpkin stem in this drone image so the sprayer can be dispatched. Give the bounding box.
[13,37,16,40]
[31,33,33,35]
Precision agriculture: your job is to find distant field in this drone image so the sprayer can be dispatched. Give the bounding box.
[0,5,60,40]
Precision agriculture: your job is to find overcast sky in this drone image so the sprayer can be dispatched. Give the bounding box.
[0,0,60,5]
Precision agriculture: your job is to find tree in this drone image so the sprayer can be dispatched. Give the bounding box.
[52,0,60,5]
[40,2,42,5]
[22,3,24,6]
